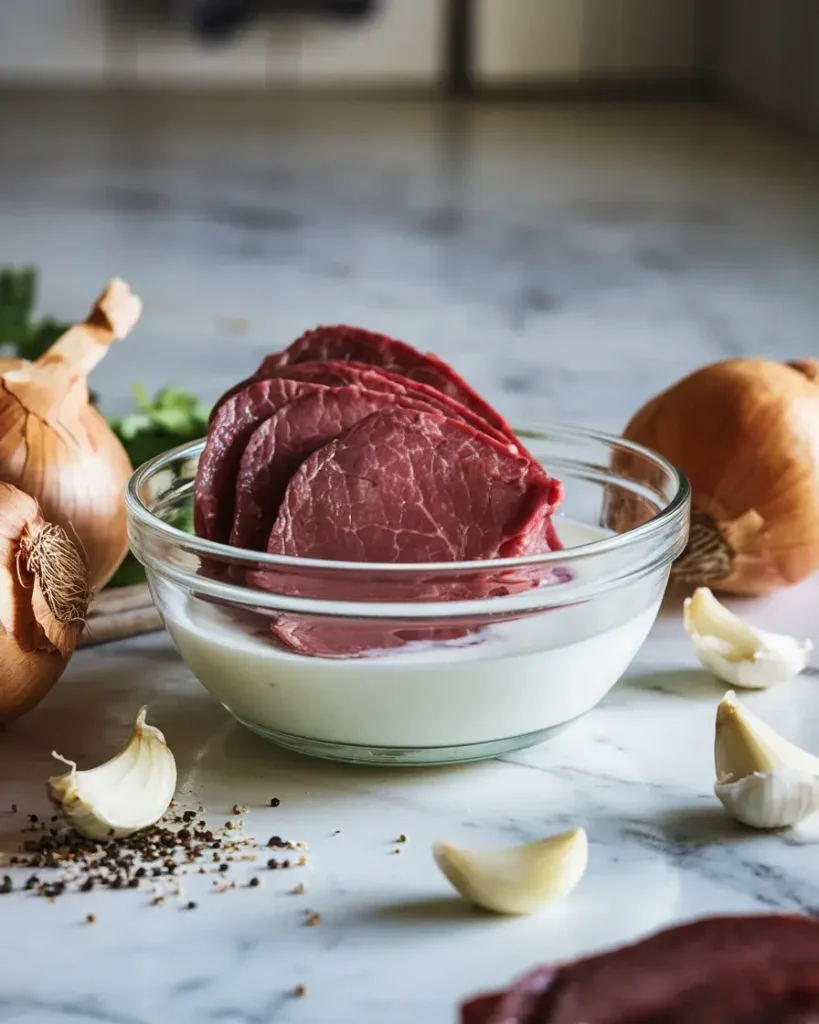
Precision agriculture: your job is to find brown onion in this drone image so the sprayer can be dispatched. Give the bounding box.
[0,482,91,722]
[623,358,819,596]
[0,279,141,589]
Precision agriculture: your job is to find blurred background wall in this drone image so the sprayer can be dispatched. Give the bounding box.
[0,1,701,91]
[1,2,816,131]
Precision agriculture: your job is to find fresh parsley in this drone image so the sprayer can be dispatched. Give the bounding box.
[0,266,71,361]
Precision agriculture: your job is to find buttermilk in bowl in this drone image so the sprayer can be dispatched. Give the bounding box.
[127,325,689,763]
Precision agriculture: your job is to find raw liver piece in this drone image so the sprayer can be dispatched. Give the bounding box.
[461,914,819,1024]
[250,325,516,441]
[266,408,561,564]
[230,386,439,552]
[194,378,330,543]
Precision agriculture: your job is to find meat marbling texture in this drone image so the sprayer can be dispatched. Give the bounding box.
[230,387,440,552]
[260,407,562,656]
[461,914,819,1024]
[266,408,560,563]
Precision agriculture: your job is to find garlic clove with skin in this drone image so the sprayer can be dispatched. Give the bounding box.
[714,691,819,829]
[48,706,176,840]
[684,587,812,689]
[432,828,588,915]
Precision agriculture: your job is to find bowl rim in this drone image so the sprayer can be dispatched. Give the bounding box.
[125,421,690,574]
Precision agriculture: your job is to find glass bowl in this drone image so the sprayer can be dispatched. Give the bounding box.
[125,424,690,766]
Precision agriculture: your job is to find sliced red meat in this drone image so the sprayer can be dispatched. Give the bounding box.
[193,378,330,543]
[238,359,517,450]
[223,325,516,442]
[260,407,563,655]
[230,386,440,552]
[461,914,819,1024]
[266,408,561,563]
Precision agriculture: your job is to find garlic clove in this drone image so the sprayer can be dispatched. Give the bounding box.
[684,587,812,689]
[714,691,819,829]
[47,706,176,840]
[715,768,819,829]
[715,690,819,780]
[432,828,588,915]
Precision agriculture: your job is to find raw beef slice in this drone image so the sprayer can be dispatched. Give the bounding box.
[266,408,561,564]
[194,378,333,543]
[225,325,517,441]
[230,386,441,552]
[242,359,517,450]
[261,407,563,656]
[461,914,819,1024]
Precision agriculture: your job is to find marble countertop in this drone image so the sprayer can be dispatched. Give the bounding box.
[1,93,819,1023]
[3,581,819,1024]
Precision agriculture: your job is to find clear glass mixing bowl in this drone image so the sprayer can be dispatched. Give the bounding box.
[125,424,689,766]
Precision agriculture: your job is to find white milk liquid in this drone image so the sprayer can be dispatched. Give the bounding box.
[161,522,664,749]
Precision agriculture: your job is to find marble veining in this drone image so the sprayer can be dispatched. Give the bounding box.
[1,94,819,1022]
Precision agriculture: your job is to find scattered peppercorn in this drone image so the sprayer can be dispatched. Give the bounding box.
[184,901,197,910]
[4,804,286,903]
[11,803,17,813]
[28,815,38,824]
[232,805,247,815]
[86,913,96,924]
[270,798,280,807]
[294,985,307,998]
[248,877,260,888]
[267,859,279,870]
[398,834,408,843]
[0,875,12,894]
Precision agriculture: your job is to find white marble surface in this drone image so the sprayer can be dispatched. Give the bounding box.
[1,94,819,1023]
[2,581,819,1024]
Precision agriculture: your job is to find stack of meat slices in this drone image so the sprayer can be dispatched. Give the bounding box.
[461,914,819,1024]
[193,325,564,657]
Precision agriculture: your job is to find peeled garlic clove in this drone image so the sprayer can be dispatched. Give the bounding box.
[714,691,819,829]
[684,587,812,689]
[432,828,588,915]
[47,706,176,840]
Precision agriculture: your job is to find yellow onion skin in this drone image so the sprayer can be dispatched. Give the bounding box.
[0,280,140,591]
[624,359,819,596]
[0,484,87,723]
[0,398,132,591]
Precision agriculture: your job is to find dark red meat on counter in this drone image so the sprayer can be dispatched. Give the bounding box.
[220,324,517,442]
[461,914,819,1024]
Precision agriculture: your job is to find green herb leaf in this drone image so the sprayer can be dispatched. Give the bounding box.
[0,267,72,361]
